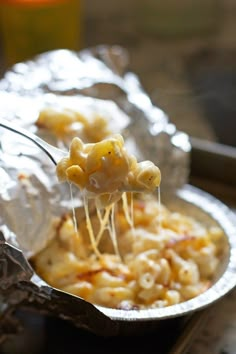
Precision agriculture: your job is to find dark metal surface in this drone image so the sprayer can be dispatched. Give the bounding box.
[0,309,188,354]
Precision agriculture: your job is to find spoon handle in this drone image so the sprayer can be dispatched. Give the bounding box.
[0,118,67,165]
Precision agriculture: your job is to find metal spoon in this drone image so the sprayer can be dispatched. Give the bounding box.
[0,118,161,193]
[0,118,67,165]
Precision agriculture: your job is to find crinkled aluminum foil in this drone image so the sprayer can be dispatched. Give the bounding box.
[0,45,191,191]
[0,46,236,338]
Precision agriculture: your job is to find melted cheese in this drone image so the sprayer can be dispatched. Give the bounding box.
[32,194,225,310]
[56,134,161,257]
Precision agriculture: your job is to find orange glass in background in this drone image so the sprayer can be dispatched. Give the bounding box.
[0,0,81,67]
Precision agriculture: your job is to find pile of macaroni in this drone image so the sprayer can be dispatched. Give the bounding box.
[36,107,112,143]
[32,194,224,310]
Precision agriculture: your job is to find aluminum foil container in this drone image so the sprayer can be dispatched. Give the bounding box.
[0,46,236,337]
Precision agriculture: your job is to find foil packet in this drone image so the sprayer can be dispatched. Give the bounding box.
[0,45,191,190]
[0,45,191,338]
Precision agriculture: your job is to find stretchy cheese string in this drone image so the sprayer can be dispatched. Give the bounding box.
[95,203,113,247]
[83,194,101,257]
[110,202,121,259]
[69,182,78,235]
[121,192,134,229]
[130,192,134,230]
[157,186,162,234]
[95,198,103,225]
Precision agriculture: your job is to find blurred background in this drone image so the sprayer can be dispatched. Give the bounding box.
[0,0,235,147]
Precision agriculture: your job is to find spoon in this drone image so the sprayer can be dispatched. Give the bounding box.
[0,118,161,193]
[0,118,67,165]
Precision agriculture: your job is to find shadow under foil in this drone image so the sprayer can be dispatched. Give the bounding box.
[0,309,189,354]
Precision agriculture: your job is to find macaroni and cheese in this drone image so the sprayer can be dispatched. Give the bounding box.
[32,107,223,311]
[36,107,112,142]
[32,194,224,310]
